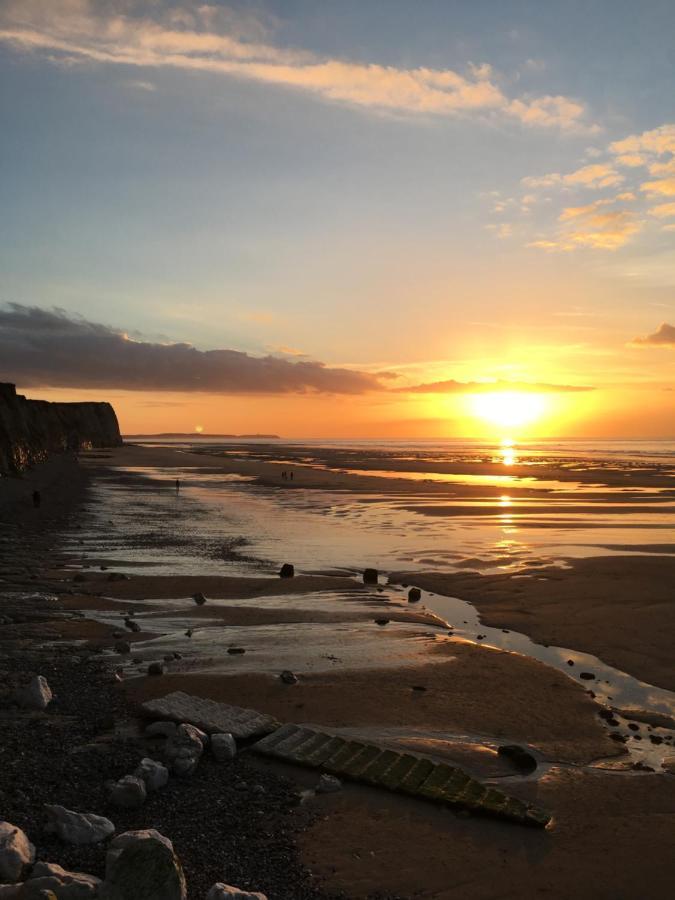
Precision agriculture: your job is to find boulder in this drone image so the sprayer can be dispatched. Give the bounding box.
[316,774,342,794]
[109,776,147,809]
[100,830,186,900]
[26,862,100,898]
[206,886,267,900]
[363,568,378,585]
[0,822,35,882]
[279,564,294,579]
[44,805,115,845]
[164,724,204,776]
[211,733,237,762]
[134,758,169,792]
[407,587,421,603]
[13,675,52,711]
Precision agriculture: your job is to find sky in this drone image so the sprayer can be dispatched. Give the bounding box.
[1,0,674,439]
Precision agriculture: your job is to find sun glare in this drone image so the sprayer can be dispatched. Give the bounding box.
[469,391,548,431]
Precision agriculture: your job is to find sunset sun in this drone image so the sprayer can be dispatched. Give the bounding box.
[469,391,549,431]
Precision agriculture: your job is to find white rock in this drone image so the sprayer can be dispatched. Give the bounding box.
[0,822,35,882]
[206,885,268,899]
[316,774,342,794]
[26,861,101,898]
[13,675,52,711]
[144,721,178,738]
[134,758,169,791]
[100,830,186,900]
[211,733,237,762]
[44,805,115,845]
[109,775,146,809]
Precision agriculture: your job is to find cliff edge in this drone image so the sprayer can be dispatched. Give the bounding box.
[0,383,122,474]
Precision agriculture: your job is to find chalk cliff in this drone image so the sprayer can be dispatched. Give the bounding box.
[0,383,122,474]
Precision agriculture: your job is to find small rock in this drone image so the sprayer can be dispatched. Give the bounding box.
[145,721,178,739]
[185,629,193,638]
[114,641,131,655]
[192,592,207,606]
[109,775,147,809]
[164,724,204,776]
[316,774,342,794]
[100,830,186,900]
[497,744,537,774]
[279,563,294,578]
[124,620,141,633]
[211,733,237,762]
[0,821,35,882]
[227,647,245,655]
[279,670,298,685]
[374,618,389,626]
[26,861,100,898]
[407,587,421,603]
[206,886,267,900]
[13,675,52,711]
[363,568,378,585]
[44,805,115,845]
[567,659,574,666]
[134,758,169,792]
[580,672,595,680]
[147,662,164,676]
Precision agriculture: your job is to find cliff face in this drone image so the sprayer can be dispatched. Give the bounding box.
[0,383,122,474]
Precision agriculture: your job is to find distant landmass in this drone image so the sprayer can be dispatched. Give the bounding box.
[123,432,281,439]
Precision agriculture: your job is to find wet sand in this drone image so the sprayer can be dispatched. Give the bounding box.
[4,443,675,899]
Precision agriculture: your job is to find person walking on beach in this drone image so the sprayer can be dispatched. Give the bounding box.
[175,478,180,493]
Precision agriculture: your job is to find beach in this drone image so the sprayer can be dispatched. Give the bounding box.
[2,440,675,898]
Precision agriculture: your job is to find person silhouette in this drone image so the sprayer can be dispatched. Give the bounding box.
[175,478,180,492]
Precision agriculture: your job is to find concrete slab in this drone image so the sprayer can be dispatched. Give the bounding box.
[140,691,279,739]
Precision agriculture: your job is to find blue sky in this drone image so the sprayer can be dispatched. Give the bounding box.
[0,1,674,435]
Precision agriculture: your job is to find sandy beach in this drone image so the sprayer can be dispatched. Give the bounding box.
[2,441,675,899]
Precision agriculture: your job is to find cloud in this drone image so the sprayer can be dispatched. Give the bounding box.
[640,177,675,197]
[0,1,595,131]
[631,323,675,348]
[0,304,389,394]
[530,198,642,251]
[649,202,675,219]
[610,124,675,158]
[522,162,623,191]
[397,379,594,394]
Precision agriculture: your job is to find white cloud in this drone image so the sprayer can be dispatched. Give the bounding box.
[0,1,596,131]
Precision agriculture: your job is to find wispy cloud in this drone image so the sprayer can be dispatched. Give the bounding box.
[522,162,623,191]
[529,198,642,251]
[397,379,594,394]
[0,1,595,131]
[0,303,391,394]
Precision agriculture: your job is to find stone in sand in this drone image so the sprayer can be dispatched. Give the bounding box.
[100,830,186,900]
[44,805,115,845]
[134,758,169,791]
[279,563,294,578]
[408,587,421,603]
[206,886,267,899]
[124,620,141,633]
[211,733,237,761]
[147,662,164,676]
[141,692,277,739]
[26,861,100,898]
[280,670,298,685]
[316,774,342,794]
[363,568,378,585]
[192,592,207,605]
[0,822,35,882]
[109,775,147,809]
[580,671,595,680]
[374,618,389,626]
[114,641,131,654]
[498,745,537,774]
[13,675,52,711]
